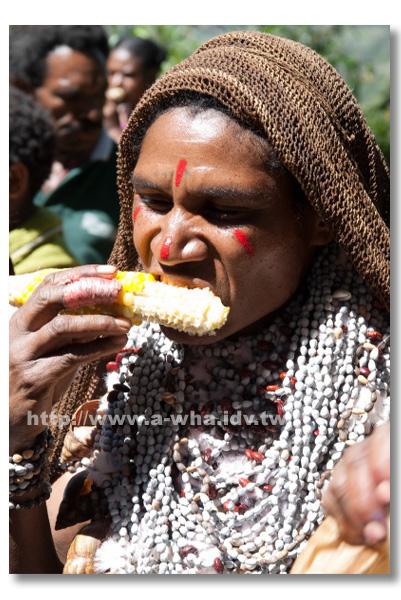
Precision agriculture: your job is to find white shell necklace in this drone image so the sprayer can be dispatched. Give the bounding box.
[91,243,390,574]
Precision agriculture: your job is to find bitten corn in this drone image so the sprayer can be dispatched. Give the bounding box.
[9,269,230,336]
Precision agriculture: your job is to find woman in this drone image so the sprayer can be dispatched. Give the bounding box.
[9,31,390,574]
[103,36,166,143]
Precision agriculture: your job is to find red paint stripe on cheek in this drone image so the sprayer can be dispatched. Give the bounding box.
[175,159,187,187]
[234,229,255,255]
[133,206,141,222]
[160,236,173,260]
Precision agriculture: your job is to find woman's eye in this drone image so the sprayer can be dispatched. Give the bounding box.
[208,206,243,221]
[138,196,172,212]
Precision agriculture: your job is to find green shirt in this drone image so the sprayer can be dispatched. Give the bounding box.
[9,206,78,275]
[34,138,120,265]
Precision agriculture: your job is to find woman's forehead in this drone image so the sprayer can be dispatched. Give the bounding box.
[137,107,273,170]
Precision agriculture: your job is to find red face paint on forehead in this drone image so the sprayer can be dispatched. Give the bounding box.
[160,235,173,260]
[234,229,255,256]
[133,206,141,222]
[175,159,187,187]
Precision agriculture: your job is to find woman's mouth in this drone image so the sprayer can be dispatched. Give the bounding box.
[158,274,216,293]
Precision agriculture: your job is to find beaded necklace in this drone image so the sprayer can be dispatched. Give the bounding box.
[88,243,390,574]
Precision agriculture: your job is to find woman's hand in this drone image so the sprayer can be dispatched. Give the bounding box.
[9,265,132,453]
[322,421,390,545]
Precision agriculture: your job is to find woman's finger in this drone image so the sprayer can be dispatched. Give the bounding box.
[24,333,129,397]
[340,445,381,528]
[368,423,390,484]
[322,476,366,544]
[19,266,121,332]
[27,313,132,358]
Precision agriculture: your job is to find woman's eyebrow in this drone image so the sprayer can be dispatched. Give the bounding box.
[132,175,168,192]
[133,175,267,203]
[196,185,267,204]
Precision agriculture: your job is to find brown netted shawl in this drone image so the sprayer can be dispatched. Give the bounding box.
[49,31,390,474]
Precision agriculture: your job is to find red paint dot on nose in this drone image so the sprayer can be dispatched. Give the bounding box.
[160,235,173,260]
[175,159,187,187]
[234,229,255,255]
[133,206,141,222]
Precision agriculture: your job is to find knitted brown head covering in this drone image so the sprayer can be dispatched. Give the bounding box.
[50,31,390,474]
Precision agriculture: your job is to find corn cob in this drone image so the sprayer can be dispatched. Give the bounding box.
[9,269,230,336]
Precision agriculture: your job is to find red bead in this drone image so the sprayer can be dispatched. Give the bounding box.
[257,340,274,351]
[245,449,254,460]
[116,347,136,362]
[221,397,233,414]
[279,371,287,380]
[262,361,279,371]
[257,386,267,398]
[179,545,198,558]
[251,451,264,462]
[239,478,250,487]
[251,425,266,435]
[359,367,371,376]
[106,361,119,372]
[180,489,185,498]
[314,429,319,436]
[208,483,217,499]
[260,484,273,492]
[201,402,214,416]
[238,503,247,514]
[239,369,253,377]
[366,331,383,343]
[223,501,232,511]
[266,385,280,392]
[119,346,134,354]
[214,557,224,573]
[264,425,280,434]
[290,377,297,387]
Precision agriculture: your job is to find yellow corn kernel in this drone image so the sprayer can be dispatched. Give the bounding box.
[8,268,55,306]
[9,269,229,336]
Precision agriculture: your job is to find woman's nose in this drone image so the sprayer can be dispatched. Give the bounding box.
[152,215,209,266]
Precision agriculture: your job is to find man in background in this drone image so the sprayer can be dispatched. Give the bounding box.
[10,25,120,264]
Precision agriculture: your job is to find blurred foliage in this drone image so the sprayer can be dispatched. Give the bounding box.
[105,25,390,166]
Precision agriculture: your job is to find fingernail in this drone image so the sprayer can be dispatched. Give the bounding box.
[363,521,387,545]
[115,318,132,330]
[97,265,117,273]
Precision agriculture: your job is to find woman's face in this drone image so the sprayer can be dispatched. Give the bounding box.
[132,107,329,344]
[106,48,154,107]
